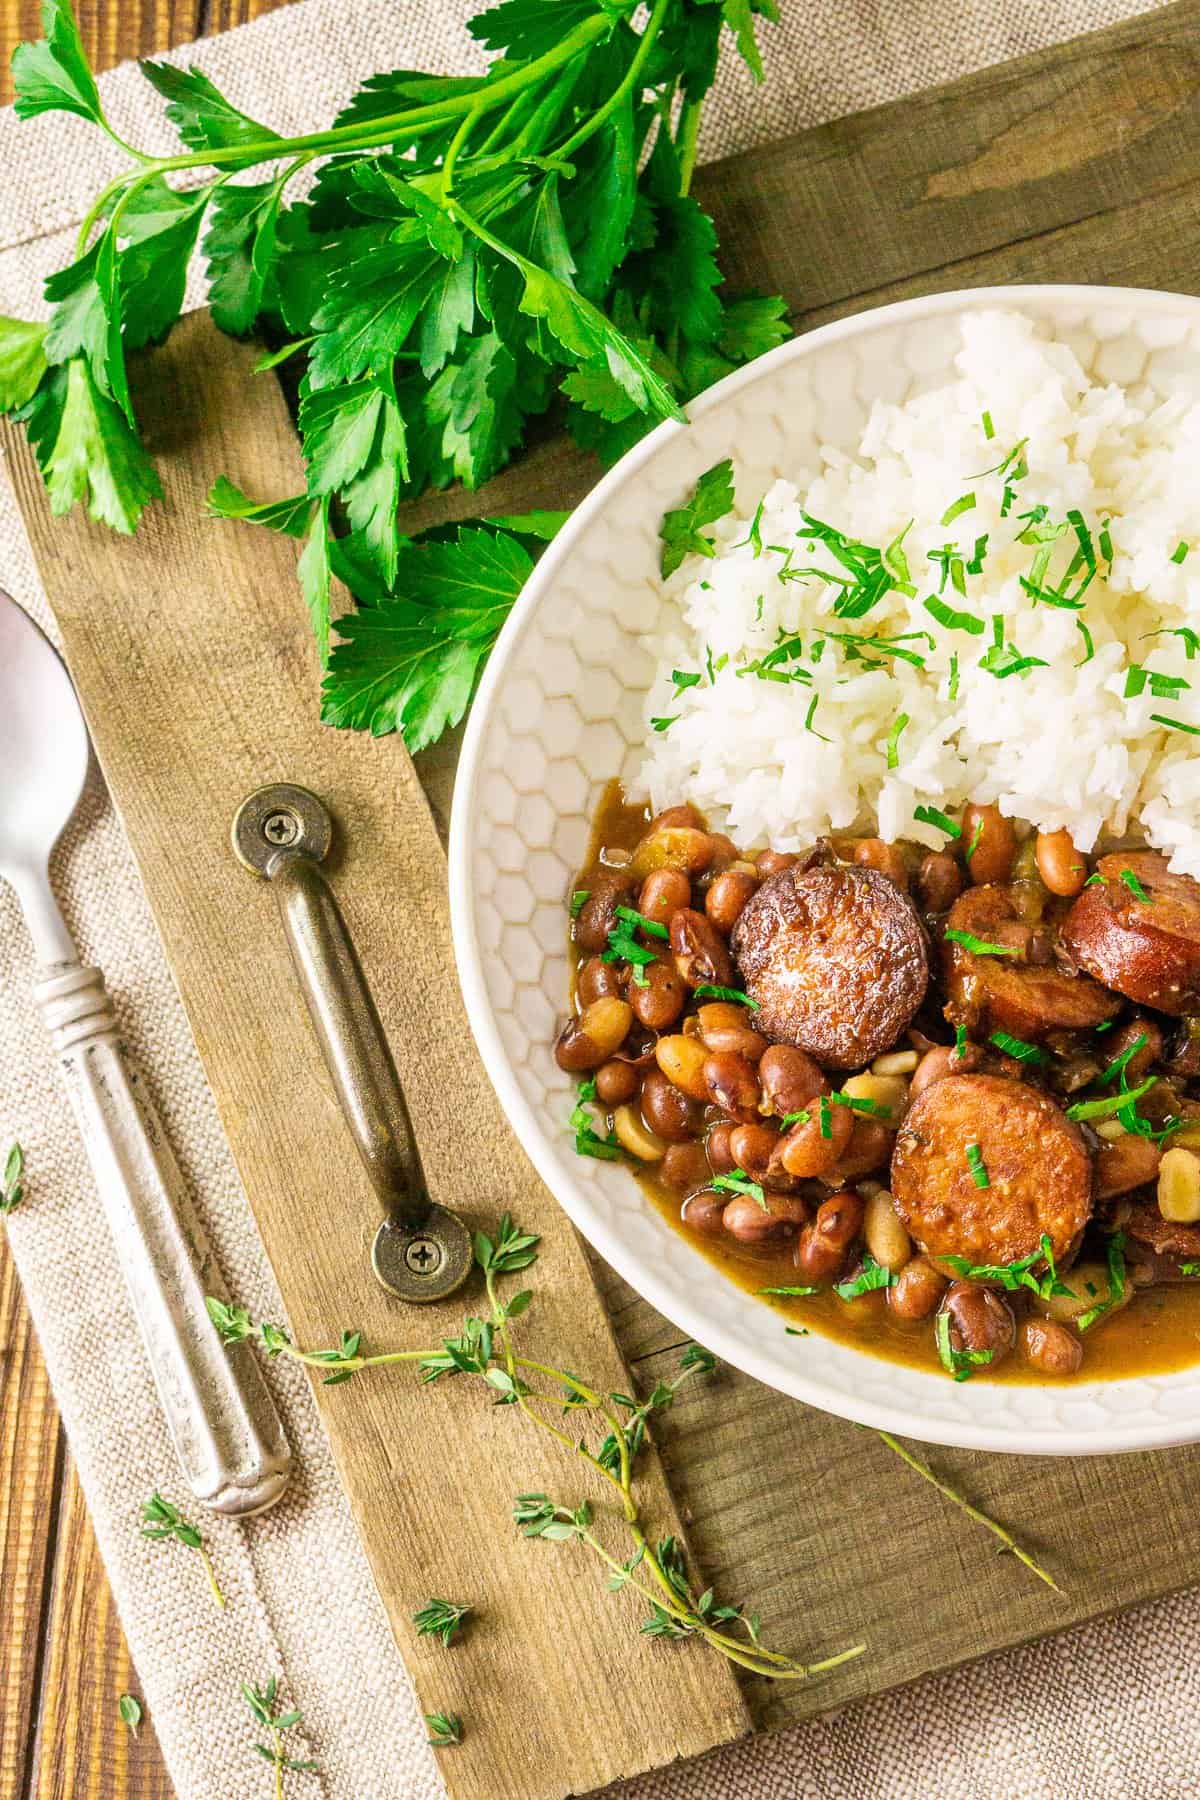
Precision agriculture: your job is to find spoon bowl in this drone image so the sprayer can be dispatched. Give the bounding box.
[0,595,89,961]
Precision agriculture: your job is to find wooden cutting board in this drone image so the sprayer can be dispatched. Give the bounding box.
[8,3,1200,1794]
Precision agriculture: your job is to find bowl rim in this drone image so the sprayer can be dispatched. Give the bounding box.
[449,282,1200,1455]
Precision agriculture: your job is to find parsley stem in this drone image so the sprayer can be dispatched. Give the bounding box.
[875,1430,1061,1592]
[558,0,673,161]
[675,97,704,196]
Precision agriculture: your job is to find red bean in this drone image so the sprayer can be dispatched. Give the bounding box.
[669,908,734,989]
[628,960,687,1031]
[794,1189,865,1285]
[577,956,621,1007]
[706,870,759,935]
[660,1142,712,1192]
[703,1051,761,1123]
[888,1256,948,1321]
[681,1188,728,1236]
[853,838,909,891]
[638,866,691,925]
[961,803,1016,885]
[776,1099,853,1178]
[917,851,963,914]
[728,1122,780,1182]
[706,1122,738,1176]
[723,1192,807,1245]
[640,1070,701,1143]
[759,1045,828,1117]
[594,1060,638,1106]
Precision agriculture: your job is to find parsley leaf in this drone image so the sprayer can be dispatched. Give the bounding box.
[12,0,103,124]
[139,59,280,153]
[0,318,49,414]
[23,360,161,535]
[660,459,737,577]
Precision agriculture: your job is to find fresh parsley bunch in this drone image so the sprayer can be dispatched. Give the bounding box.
[1,0,788,750]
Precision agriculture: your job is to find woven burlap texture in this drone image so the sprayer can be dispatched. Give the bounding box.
[0,2,1180,1797]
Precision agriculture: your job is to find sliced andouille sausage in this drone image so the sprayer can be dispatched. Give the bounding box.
[942,883,1117,1040]
[891,1072,1093,1268]
[1061,851,1200,1016]
[730,864,928,1069]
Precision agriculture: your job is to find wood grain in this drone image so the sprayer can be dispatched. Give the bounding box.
[3,309,750,1800]
[6,3,1200,1795]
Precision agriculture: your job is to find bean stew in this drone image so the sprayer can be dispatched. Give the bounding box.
[558,783,1200,1385]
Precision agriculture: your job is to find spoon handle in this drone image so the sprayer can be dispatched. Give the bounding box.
[34,962,292,1516]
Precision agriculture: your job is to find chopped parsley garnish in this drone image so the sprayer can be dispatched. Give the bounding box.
[570,1079,620,1161]
[785,1325,810,1335]
[948,653,960,701]
[1145,626,1200,660]
[660,460,736,578]
[886,712,909,770]
[981,410,995,440]
[803,693,830,741]
[881,521,915,590]
[965,1143,989,1188]
[570,889,590,917]
[941,493,976,526]
[1119,869,1151,903]
[1077,1232,1126,1332]
[1171,541,1190,565]
[1065,1076,1156,1123]
[818,1094,832,1139]
[1075,619,1095,666]
[829,1091,892,1118]
[935,1309,995,1383]
[759,1283,818,1297]
[1151,713,1200,736]
[979,613,1047,679]
[1100,1032,1148,1086]
[914,804,961,839]
[791,511,916,619]
[989,1031,1048,1066]
[966,534,989,575]
[834,1253,897,1301]
[1180,1263,1200,1277]
[693,983,760,1009]
[779,1109,811,1127]
[937,1235,1070,1301]
[671,669,703,695]
[1099,522,1114,567]
[1125,665,1189,700]
[712,1169,765,1208]
[615,905,669,940]
[944,928,1020,958]
[954,1023,968,1056]
[924,594,984,634]
[1083,871,1108,888]
[733,499,765,557]
[972,436,1028,482]
[650,716,678,733]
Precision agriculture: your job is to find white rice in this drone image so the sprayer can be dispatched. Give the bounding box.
[633,309,1200,874]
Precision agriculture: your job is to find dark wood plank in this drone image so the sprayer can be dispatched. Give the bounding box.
[0,0,206,105]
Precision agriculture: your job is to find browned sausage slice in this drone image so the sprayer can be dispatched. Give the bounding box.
[942,884,1116,1040]
[891,1072,1093,1268]
[1061,851,1200,1015]
[730,863,928,1069]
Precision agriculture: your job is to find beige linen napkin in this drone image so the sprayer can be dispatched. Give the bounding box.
[0,2,1182,1797]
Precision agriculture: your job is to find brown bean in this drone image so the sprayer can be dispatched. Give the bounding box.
[1095,1132,1163,1198]
[853,838,909,891]
[631,826,716,880]
[574,876,635,953]
[759,1044,828,1118]
[638,866,691,926]
[910,1041,981,1098]
[628,959,687,1031]
[826,1117,892,1182]
[794,1189,865,1285]
[640,1069,701,1143]
[1018,1316,1083,1376]
[660,1141,711,1192]
[669,907,734,989]
[703,1051,761,1122]
[651,803,705,830]
[681,1188,728,1236]
[705,1024,767,1062]
[595,1060,638,1106]
[696,1001,747,1036]
[706,1121,738,1175]
[1104,1017,1165,1085]
[961,803,1016,886]
[724,1191,808,1244]
[554,997,633,1071]
[729,1122,781,1182]
[776,1099,854,1178]
[576,955,621,1007]
[756,848,798,877]
[1035,829,1088,898]
[706,869,759,935]
[940,1281,1016,1366]
[654,1033,710,1101]
[708,832,740,869]
[888,1255,948,1322]
[917,850,963,914]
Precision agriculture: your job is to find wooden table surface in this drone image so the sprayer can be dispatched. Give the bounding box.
[0,8,288,1794]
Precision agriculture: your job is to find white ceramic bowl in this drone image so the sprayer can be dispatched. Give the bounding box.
[449,285,1200,1455]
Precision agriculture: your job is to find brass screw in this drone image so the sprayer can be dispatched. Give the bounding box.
[263,811,300,847]
[404,1236,443,1275]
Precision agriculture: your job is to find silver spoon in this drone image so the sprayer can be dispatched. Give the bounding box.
[0,592,291,1515]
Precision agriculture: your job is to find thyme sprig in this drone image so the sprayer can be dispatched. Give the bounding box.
[140,1492,225,1609]
[2,1142,24,1214]
[426,1711,464,1748]
[207,1219,862,1684]
[413,1597,473,1648]
[243,1677,319,1798]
